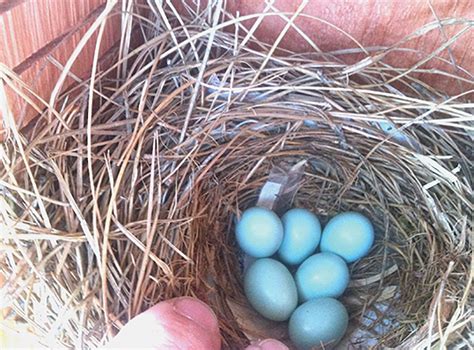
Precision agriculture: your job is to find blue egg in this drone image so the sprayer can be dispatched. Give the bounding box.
[320,211,374,263]
[236,207,283,258]
[244,258,298,321]
[289,298,349,350]
[278,208,321,265]
[295,252,349,302]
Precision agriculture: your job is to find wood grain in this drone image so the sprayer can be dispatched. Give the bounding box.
[5,12,120,127]
[177,0,473,95]
[1,0,107,68]
[1,0,121,136]
[2,0,472,137]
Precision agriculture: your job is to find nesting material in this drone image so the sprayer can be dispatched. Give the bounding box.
[0,2,472,349]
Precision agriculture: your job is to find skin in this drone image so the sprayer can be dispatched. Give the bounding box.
[0,0,470,346]
[100,1,474,348]
[105,297,222,349]
[106,297,288,349]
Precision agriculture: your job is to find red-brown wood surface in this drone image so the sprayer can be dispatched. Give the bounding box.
[1,0,472,137]
[1,0,109,68]
[1,0,121,136]
[177,0,473,95]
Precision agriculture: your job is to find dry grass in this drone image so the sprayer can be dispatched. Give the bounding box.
[0,1,472,348]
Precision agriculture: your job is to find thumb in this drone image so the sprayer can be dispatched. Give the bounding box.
[105,297,221,349]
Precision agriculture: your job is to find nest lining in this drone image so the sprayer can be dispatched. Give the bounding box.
[0,3,472,349]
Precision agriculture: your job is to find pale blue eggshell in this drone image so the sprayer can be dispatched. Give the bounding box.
[236,207,283,258]
[289,298,349,350]
[244,258,298,321]
[278,208,321,265]
[295,252,349,302]
[320,211,374,263]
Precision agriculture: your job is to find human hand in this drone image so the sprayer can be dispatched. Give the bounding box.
[105,297,288,349]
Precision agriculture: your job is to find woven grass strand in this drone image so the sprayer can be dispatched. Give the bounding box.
[0,1,472,349]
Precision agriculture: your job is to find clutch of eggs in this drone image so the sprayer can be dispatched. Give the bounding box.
[235,206,375,349]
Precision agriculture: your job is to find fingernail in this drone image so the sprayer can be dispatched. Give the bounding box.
[246,339,289,350]
[245,345,261,350]
[173,297,219,331]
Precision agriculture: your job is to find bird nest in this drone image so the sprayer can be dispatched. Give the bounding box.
[0,2,472,349]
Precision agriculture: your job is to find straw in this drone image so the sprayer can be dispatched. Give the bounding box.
[0,1,472,348]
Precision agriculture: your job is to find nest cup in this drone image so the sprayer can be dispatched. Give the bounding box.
[1,3,472,349]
